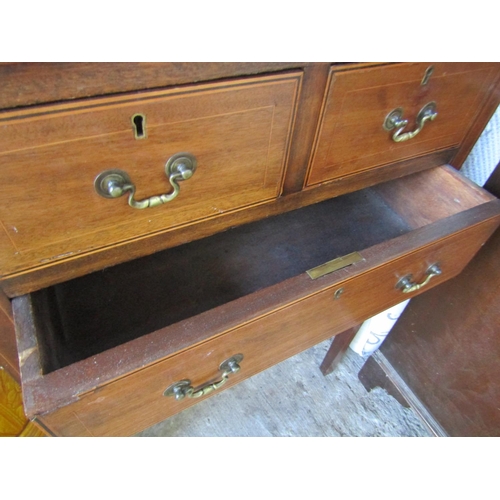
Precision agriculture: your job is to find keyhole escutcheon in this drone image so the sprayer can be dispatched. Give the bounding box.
[131,113,147,139]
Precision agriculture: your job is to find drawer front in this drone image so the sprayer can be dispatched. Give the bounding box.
[0,72,301,278]
[39,214,499,436]
[306,63,499,186]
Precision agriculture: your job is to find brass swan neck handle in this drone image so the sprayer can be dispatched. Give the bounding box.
[396,264,442,294]
[164,354,244,400]
[94,152,197,209]
[384,102,438,143]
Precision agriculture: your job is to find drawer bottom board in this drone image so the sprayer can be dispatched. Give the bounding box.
[31,187,410,373]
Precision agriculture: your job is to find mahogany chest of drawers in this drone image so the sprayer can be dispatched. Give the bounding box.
[1,62,499,436]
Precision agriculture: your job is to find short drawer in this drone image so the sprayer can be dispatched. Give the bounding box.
[13,165,500,436]
[306,63,499,187]
[0,72,301,280]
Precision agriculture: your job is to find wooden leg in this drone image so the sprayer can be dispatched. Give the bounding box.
[320,324,361,376]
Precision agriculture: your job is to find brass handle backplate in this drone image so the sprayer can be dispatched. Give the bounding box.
[94,152,197,209]
[164,354,244,400]
[396,264,442,293]
[384,102,437,142]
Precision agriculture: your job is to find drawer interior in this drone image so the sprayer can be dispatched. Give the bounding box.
[27,165,494,375]
[32,187,411,373]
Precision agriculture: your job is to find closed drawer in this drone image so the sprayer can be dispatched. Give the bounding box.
[13,165,500,436]
[306,63,500,187]
[0,72,301,279]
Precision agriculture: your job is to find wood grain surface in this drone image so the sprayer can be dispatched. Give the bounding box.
[320,325,361,376]
[0,72,301,281]
[15,166,500,423]
[282,63,331,194]
[373,164,496,229]
[307,63,500,186]
[38,208,500,436]
[378,226,500,436]
[0,290,19,381]
[2,63,500,437]
[0,367,25,436]
[0,367,46,436]
[370,162,500,436]
[0,148,456,297]
[0,63,389,110]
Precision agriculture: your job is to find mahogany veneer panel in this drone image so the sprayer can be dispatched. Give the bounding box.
[379,227,500,436]
[0,63,390,110]
[38,209,500,436]
[2,62,499,437]
[13,166,500,425]
[0,148,457,298]
[0,72,301,280]
[375,163,500,436]
[307,63,499,186]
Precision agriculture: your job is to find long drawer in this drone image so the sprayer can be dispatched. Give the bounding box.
[13,165,500,436]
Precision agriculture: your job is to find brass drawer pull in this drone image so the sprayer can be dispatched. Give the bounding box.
[164,354,244,400]
[396,264,442,293]
[384,102,437,142]
[94,152,197,209]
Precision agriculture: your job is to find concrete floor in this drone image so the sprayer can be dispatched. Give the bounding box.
[136,340,431,437]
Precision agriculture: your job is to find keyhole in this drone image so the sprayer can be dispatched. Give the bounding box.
[421,66,434,86]
[131,113,146,139]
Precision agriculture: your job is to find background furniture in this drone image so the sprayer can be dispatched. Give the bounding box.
[0,367,46,436]
[359,160,500,436]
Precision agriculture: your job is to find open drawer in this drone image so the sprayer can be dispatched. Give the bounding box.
[13,165,500,436]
